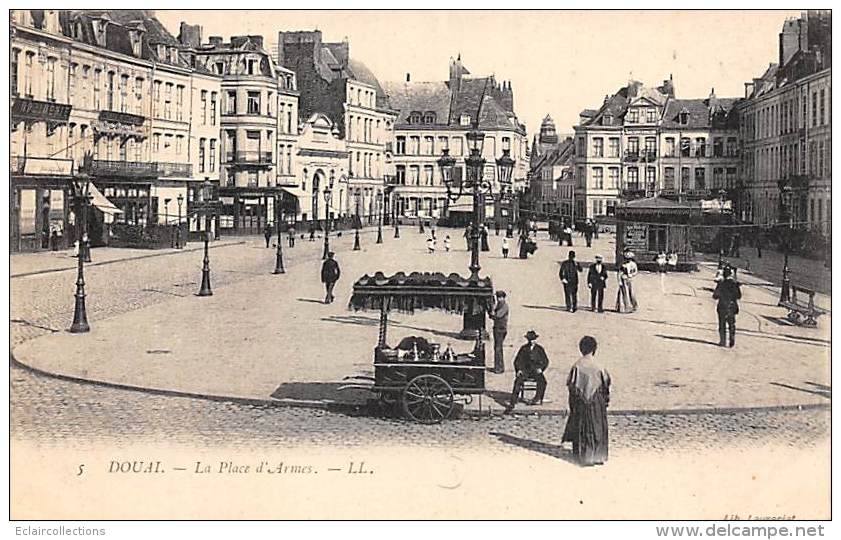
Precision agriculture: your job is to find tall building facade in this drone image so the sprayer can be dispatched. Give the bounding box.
[737,10,831,234]
[277,30,396,223]
[10,9,222,251]
[381,56,528,224]
[573,78,740,219]
[527,115,574,217]
[191,32,299,234]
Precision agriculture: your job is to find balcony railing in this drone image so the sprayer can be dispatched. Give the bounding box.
[623,150,640,162]
[641,149,657,162]
[89,160,192,178]
[225,151,273,165]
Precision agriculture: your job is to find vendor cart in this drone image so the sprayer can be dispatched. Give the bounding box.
[341,271,495,423]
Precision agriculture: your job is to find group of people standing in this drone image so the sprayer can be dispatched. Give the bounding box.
[555,250,638,314]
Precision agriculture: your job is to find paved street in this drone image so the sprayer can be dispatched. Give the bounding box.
[12,227,831,413]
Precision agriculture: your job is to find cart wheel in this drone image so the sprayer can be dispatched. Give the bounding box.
[402,374,455,424]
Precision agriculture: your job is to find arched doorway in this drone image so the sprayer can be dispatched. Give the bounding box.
[311,169,326,223]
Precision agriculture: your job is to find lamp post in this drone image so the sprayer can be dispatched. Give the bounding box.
[353,191,361,251]
[438,131,515,339]
[322,176,334,260]
[198,179,213,297]
[778,184,792,304]
[164,197,173,248]
[176,193,184,248]
[393,197,400,238]
[69,174,92,333]
[273,192,285,274]
[376,191,384,244]
[717,188,727,266]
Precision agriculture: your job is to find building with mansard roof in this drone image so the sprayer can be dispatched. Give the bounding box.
[10,9,221,252]
[380,55,528,226]
[572,76,741,220]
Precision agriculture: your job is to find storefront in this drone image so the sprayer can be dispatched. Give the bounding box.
[217,187,296,235]
[10,157,75,252]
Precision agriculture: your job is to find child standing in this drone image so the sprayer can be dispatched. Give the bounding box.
[444,235,451,252]
[502,237,509,258]
[427,236,436,254]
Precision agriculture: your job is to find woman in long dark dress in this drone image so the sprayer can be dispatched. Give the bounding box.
[562,336,611,466]
[480,225,490,252]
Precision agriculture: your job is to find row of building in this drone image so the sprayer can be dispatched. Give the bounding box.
[528,10,831,236]
[10,9,528,252]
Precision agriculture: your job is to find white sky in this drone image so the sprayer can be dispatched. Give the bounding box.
[156,9,801,139]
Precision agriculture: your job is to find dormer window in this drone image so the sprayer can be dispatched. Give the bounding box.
[459,114,471,127]
[627,108,639,123]
[170,48,179,63]
[423,112,436,124]
[92,18,108,47]
[408,111,422,124]
[215,61,225,75]
[646,108,657,123]
[157,44,167,59]
[679,109,690,125]
[44,10,61,34]
[603,114,613,126]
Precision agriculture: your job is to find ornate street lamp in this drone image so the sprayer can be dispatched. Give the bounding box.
[438,128,515,339]
[353,191,362,251]
[197,179,214,297]
[164,197,173,247]
[376,191,384,244]
[322,175,334,260]
[717,188,727,266]
[176,193,184,249]
[273,191,285,274]
[69,174,92,333]
[778,184,793,304]
[393,196,400,238]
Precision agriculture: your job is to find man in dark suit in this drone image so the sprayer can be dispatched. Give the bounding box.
[487,290,510,374]
[587,254,609,312]
[713,266,742,347]
[320,251,341,304]
[559,250,582,312]
[505,330,549,412]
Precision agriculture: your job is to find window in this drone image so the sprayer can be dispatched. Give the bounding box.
[10,49,19,95]
[423,165,434,186]
[644,137,656,157]
[811,91,817,127]
[820,89,826,125]
[106,71,115,110]
[395,136,406,155]
[164,83,172,119]
[423,136,435,155]
[409,136,420,155]
[459,114,471,126]
[176,85,184,121]
[626,137,639,154]
[227,91,237,114]
[247,59,257,75]
[247,91,260,114]
[593,138,603,158]
[712,137,723,157]
[152,133,161,153]
[713,167,724,187]
[23,52,34,96]
[267,92,273,117]
[694,167,706,189]
[608,138,619,158]
[409,165,420,185]
[438,136,449,151]
[209,140,216,172]
[694,137,706,157]
[592,167,603,189]
[423,112,435,124]
[646,167,656,188]
[664,137,675,157]
[247,170,258,187]
[680,137,691,157]
[215,61,225,75]
[664,167,675,190]
[396,165,406,185]
[175,135,183,155]
[680,167,690,190]
[210,92,217,125]
[198,139,206,173]
[409,112,422,124]
[201,90,207,124]
[608,167,619,188]
[726,137,738,157]
[452,137,463,156]
[46,58,57,101]
[627,108,639,123]
[726,168,737,189]
[626,167,639,188]
[646,108,657,123]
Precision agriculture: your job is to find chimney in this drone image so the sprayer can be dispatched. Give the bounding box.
[231,36,248,48]
[744,82,754,99]
[208,36,223,47]
[178,22,202,49]
[248,35,264,50]
[406,73,411,82]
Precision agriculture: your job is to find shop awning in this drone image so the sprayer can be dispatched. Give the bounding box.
[280,187,308,200]
[89,182,123,215]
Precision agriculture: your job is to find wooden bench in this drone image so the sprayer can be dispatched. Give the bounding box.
[779,285,827,328]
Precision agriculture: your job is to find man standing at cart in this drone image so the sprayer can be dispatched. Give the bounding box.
[487,290,510,374]
[504,330,549,412]
[320,251,341,304]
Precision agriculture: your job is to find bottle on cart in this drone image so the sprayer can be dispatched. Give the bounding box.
[444,343,454,362]
[412,343,419,362]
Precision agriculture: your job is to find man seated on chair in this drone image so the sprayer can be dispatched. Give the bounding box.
[504,330,549,413]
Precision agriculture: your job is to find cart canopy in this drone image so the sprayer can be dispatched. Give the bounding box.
[349,271,494,314]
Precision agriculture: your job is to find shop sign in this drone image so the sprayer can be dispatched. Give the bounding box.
[23,157,74,176]
[623,223,648,250]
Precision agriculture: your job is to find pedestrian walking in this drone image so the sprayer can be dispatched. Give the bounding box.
[463,224,472,250]
[756,229,763,259]
[655,251,667,293]
[562,336,611,467]
[584,220,593,248]
[444,235,451,252]
[288,225,296,247]
[264,223,273,248]
[309,224,316,242]
[480,225,490,252]
[617,251,638,312]
[504,330,549,413]
[592,219,599,239]
[427,236,436,254]
[563,224,574,246]
[587,254,608,312]
[713,266,741,347]
[559,250,582,312]
[494,221,500,236]
[501,237,510,258]
[320,251,341,304]
[667,251,678,271]
[506,223,514,238]
[487,290,509,374]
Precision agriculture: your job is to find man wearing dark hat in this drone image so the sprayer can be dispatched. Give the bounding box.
[587,254,609,312]
[559,250,582,312]
[505,330,549,412]
[713,265,742,347]
[320,251,341,304]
